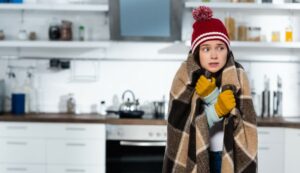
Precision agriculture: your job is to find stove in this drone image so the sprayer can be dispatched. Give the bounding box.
[106,124,167,173]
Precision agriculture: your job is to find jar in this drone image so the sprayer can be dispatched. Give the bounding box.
[225,16,236,40]
[272,31,280,42]
[29,31,37,40]
[247,27,261,42]
[238,24,247,41]
[285,25,293,42]
[0,30,4,40]
[60,20,72,41]
[18,29,27,40]
[49,18,61,40]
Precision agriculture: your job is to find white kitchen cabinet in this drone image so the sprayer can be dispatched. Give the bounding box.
[0,122,106,173]
[45,123,106,173]
[46,165,103,173]
[257,127,284,173]
[0,138,45,164]
[284,128,300,173]
[0,164,45,173]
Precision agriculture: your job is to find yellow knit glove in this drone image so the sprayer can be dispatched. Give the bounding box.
[195,75,216,97]
[214,90,236,118]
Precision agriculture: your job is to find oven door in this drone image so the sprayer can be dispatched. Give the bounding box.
[106,140,166,173]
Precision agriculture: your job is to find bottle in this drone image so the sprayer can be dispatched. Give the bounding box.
[79,25,85,41]
[273,75,283,117]
[22,70,37,113]
[251,79,261,116]
[99,100,106,115]
[261,75,270,118]
[5,70,17,113]
[285,25,293,42]
[285,17,293,42]
[66,93,76,114]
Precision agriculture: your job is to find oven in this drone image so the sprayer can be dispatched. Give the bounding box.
[106,124,167,173]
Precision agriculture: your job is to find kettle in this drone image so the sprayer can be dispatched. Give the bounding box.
[119,90,137,112]
[119,90,144,118]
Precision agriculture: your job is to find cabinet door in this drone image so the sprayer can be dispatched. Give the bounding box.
[46,123,106,139]
[46,139,105,165]
[0,138,45,164]
[0,164,45,173]
[258,143,284,173]
[0,122,45,138]
[257,127,284,173]
[285,128,300,173]
[46,165,104,173]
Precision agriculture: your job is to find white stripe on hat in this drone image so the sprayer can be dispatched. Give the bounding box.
[191,32,229,49]
[191,34,230,54]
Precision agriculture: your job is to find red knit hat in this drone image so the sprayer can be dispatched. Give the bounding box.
[191,6,230,54]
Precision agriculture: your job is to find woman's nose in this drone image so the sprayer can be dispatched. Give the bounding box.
[211,50,218,59]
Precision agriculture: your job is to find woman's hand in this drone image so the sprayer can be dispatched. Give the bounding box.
[195,75,216,97]
[214,90,236,117]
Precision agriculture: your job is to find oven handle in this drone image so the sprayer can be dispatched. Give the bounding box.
[120,141,166,147]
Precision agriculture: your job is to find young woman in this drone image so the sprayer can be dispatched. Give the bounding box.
[163,6,258,173]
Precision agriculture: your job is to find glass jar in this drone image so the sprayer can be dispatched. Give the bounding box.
[49,18,61,41]
[247,27,261,42]
[285,25,293,42]
[60,20,73,41]
[0,30,4,40]
[18,29,27,40]
[272,31,280,42]
[238,24,247,41]
[225,15,236,40]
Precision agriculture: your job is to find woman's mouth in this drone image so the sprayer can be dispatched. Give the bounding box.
[209,62,219,68]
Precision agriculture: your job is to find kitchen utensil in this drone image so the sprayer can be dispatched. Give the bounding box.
[119,90,144,118]
[153,101,165,119]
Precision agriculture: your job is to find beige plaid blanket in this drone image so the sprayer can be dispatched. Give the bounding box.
[162,52,257,173]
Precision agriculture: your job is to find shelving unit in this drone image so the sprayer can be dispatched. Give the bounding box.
[0,1,109,59]
[0,3,109,12]
[185,1,300,11]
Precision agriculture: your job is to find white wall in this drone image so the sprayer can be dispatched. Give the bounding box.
[1,0,300,117]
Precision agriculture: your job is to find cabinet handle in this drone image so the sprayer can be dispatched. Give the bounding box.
[65,168,86,172]
[6,126,28,130]
[66,143,86,147]
[259,147,270,150]
[6,167,27,171]
[120,141,166,147]
[65,127,86,131]
[6,141,27,146]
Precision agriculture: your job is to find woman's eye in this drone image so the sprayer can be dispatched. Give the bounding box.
[218,46,225,51]
[202,48,209,52]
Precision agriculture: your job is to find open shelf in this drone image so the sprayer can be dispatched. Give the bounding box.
[0,40,110,48]
[0,3,108,12]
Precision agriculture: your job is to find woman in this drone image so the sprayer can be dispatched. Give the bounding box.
[162,6,258,173]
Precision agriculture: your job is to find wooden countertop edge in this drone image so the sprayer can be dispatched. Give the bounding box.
[1,114,300,127]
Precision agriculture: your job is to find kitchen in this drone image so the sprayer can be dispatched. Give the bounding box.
[0,0,300,172]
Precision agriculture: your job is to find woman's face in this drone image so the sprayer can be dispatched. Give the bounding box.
[198,40,228,73]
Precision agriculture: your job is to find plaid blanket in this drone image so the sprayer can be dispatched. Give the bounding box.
[162,52,257,173]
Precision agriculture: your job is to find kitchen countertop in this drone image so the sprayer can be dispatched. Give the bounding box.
[1,114,300,128]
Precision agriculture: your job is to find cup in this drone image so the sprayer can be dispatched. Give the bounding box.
[12,93,25,115]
